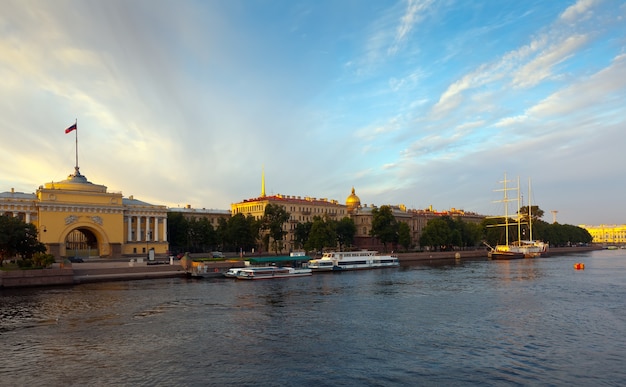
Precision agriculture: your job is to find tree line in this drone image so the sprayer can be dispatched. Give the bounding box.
[1,203,594,265]
[169,204,593,254]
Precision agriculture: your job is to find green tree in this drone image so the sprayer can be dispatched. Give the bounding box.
[262,203,290,254]
[187,218,216,253]
[0,215,46,265]
[294,221,312,251]
[167,212,189,254]
[336,217,356,251]
[370,206,398,252]
[306,216,337,253]
[420,217,452,251]
[455,218,482,249]
[397,221,412,251]
[216,217,229,251]
[227,213,260,253]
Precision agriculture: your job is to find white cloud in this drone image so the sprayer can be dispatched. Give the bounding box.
[560,0,599,23]
[528,53,626,117]
[494,115,527,128]
[388,0,434,55]
[511,34,589,88]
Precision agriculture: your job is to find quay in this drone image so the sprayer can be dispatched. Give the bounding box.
[0,245,601,288]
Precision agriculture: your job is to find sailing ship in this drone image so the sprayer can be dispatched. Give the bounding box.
[486,174,548,259]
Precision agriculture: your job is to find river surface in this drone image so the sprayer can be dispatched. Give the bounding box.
[1,249,625,386]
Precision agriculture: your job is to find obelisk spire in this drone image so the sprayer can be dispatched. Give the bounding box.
[261,166,266,197]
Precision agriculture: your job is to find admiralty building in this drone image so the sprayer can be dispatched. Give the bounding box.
[1,166,169,260]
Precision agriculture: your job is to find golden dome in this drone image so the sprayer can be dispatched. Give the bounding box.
[346,187,361,212]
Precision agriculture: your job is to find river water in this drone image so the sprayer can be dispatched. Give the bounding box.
[1,249,625,386]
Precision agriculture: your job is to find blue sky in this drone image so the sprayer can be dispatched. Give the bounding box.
[1,0,625,226]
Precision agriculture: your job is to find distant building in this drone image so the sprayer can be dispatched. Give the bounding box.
[231,183,347,252]
[579,224,626,244]
[230,174,485,252]
[169,205,231,226]
[0,166,169,260]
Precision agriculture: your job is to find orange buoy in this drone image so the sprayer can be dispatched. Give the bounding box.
[574,263,585,270]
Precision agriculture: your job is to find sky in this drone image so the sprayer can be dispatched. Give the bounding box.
[1,0,625,226]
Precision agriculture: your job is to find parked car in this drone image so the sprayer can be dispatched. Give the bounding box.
[69,257,84,263]
[211,251,225,258]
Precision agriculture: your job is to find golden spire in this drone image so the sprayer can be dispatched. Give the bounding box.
[261,166,266,197]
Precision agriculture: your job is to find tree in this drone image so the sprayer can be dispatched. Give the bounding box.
[455,218,482,249]
[305,216,337,253]
[420,217,452,251]
[294,221,312,251]
[167,212,189,253]
[519,205,545,222]
[0,215,46,265]
[262,203,290,254]
[397,221,412,251]
[336,217,356,251]
[370,206,398,252]
[226,213,260,253]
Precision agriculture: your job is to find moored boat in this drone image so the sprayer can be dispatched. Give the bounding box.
[307,251,399,271]
[487,174,548,259]
[236,266,312,280]
[224,267,244,278]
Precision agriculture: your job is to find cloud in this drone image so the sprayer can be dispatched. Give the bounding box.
[560,0,599,23]
[388,0,434,55]
[511,34,589,88]
[431,0,602,117]
[494,115,527,128]
[527,53,626,117]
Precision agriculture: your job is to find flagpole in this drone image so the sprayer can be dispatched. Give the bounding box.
[74,119,79,173]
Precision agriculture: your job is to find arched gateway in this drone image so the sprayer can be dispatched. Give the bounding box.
[0,166,169,260]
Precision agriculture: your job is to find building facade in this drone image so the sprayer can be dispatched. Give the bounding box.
[579,224,626,245]
[231,183,485,253]
[1,167,169,259]
[169,205,231,226]
[231,193,347,252]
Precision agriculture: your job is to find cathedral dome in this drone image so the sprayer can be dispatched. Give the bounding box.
[346,187,361,212]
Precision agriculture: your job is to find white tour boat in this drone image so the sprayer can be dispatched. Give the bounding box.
[307,251,399,271]
[224,267,245,278]
[236,266,312,280]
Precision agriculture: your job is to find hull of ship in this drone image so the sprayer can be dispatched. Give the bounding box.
[236,267,312,280]
[489,250,525,260]
[327,262,400,271]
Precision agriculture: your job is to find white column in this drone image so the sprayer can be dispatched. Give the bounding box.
[136,216,141,242]
[25,212,31,223]
[146,217,151,241]
[127,217,132,242]
[153,217,159,242]
[163,217,168,242]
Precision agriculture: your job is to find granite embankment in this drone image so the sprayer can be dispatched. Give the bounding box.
[0,246,601,288]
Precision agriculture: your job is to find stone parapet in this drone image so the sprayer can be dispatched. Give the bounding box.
[0,268,74,288]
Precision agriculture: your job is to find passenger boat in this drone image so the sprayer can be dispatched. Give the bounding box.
[224,267,244,278]
[236,266,312,280]
[307,251,399,271]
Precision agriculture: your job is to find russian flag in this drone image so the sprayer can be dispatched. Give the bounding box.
[65,123,77,134]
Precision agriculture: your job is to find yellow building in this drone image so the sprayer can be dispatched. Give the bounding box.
[0,167,169,259]
[231,180,485,252]
[579,224,626,245]
[232,192,347,252]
